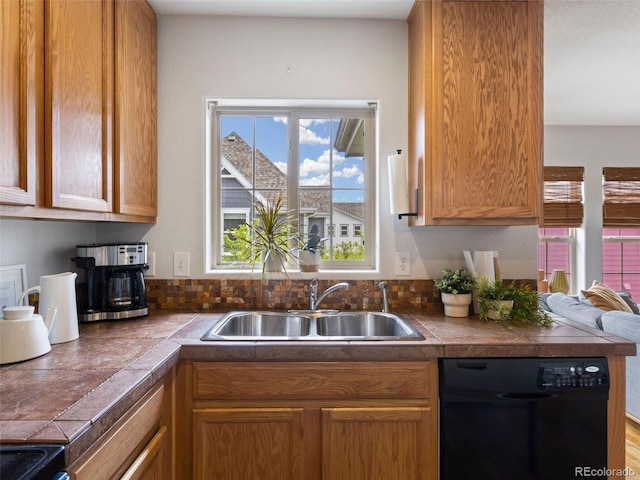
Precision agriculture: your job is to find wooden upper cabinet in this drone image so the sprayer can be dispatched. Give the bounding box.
[46,0,113,212]
[408,0,543,225]
[114,0,157,218]
[1,0,157,222]
[0,0,42,207]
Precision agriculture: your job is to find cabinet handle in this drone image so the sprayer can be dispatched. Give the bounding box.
[120,425,167,480]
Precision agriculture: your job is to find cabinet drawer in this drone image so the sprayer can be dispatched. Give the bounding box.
[193,362,433,401]
[67,383,164,480]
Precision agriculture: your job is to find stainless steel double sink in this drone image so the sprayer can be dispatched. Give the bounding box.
[201,310,424,341]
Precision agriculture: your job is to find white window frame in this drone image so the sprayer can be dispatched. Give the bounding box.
[205,99,377,273]
[602,229,640,293]
[539,228,577,293]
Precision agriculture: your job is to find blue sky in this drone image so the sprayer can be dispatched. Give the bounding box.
[220,115,365,202]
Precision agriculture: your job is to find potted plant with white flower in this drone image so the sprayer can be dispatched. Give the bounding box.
[434,268,476,317]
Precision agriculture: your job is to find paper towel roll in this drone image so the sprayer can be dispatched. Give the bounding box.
[388,151,410,214]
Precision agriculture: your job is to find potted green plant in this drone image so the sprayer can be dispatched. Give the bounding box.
[507,283,553,328]
[476,278,515,321]
[477,278,552,327]
[298,224,326,272]
[434,268,476,317]
[236,190,299,278]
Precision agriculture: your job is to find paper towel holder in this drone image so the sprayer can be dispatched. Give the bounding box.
[388,149,419,219]
[396,189,419,219]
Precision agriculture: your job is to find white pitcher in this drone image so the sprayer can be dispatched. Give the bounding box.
[463,250,496,282]
[19,272,79,344]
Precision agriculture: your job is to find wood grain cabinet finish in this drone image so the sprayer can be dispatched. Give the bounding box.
[0,0,42,207]
[322,407,433,480]
[66,378,173,480]
[183,361,438,480]
[408,0,543,225]
[46,0,113,212]
[193,408,305,479]
[1,0,157,222]
[114,0,157,218]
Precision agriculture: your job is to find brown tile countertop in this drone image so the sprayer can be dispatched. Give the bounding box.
[0,309,636,463]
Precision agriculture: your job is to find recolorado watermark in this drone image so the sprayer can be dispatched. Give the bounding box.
[575,466,637,477]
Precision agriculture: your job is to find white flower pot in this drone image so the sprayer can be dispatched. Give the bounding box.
[441,292,472,318]
[298,250,319,272]
[486,299,514,320]
[263,251,286,272]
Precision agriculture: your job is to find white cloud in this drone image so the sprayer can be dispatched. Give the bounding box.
[334,165,361,178]
[299,126,329,146]
[300,175,330,187]
[300,157,328,176]
[273,118,331,146]
[299,149,346,177]
[274,161,287,174]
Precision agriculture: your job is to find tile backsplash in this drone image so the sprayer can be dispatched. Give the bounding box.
[145,278,536,312]
[145,278,442,312]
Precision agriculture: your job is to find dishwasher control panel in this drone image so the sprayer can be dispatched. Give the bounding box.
[538,359,609,389]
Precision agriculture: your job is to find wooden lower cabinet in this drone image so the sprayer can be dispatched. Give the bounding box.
[66,371,174,480]
[322,407,433,480]
[181,361,438,480]
[193,408,304,479]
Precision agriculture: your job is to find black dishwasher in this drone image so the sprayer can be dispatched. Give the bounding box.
[439,357,609,480]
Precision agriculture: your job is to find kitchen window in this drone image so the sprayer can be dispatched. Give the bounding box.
[601,169,640,299]
[206,100,376,272]
[538,227,575,293]
[538,167,583,293]
[603,228,640,300]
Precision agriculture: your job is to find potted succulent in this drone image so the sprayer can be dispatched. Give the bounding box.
[434,268,476,317]
[298,224,326,272]
[235,190,299,278]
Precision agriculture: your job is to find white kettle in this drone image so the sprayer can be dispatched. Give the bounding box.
[19,272,79,344]
[0,308,57,364]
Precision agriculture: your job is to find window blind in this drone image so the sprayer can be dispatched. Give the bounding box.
[541,166,584,227]
[603,167,640,227]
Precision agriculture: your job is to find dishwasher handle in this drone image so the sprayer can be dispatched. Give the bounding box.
[498,392,557,400]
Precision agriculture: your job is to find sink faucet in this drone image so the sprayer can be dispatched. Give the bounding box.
[309,276,349,311]
[378,281,389,313]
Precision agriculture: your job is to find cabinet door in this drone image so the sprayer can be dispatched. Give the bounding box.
[46,0,113,212]
[0,0,41,206]
[193,408,305,480]
[321,407,436,480]
[114,0,157,218]
[409,0,543,225]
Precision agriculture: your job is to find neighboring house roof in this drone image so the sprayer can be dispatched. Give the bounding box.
[222,132,286,204]
[335,202,364,221]
[334,118,364,157]
[221,131,363,221]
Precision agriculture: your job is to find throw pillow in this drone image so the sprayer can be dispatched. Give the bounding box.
[581,280,634,313]
[617,291,640,314]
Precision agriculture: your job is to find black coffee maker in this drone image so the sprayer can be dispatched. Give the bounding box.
[73,243,148,321]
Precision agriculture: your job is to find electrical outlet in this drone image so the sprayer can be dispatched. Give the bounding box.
[173,252,190,277]
[395,252,410,276]
[145,251,156,277]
